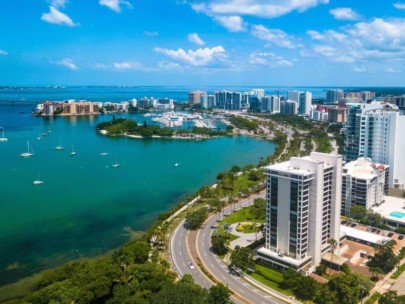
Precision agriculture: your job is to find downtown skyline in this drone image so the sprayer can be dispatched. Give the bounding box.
[1,0,405,86]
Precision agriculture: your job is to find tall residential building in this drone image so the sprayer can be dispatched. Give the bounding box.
[202,94,215,109]
[280,100,298,115]
[341,158,389,216]
[287,90,301,103]
[188,91,206,105]
[257,152,342,274]
[261,96,280,114]
[344,102,405,189]
[252,89,265,100]
[326,90,343,103]
[299,91,312,116]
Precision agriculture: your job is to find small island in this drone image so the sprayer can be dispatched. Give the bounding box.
[96,118,233,139]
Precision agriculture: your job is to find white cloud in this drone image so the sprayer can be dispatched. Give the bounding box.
[41,6,78,27]
[352,66,368,73]
[249,51,293,67]
[113,61,142,70]
[188,33,205,46]
[158,61,183,70]
[55,58,79,70]
[0,50,8,56]
[394,2,405,10]
[154,46,226,66]
[191,0,329,19]
[330,7,360,21]
[214,15,247,32]
[50,0,67,8]
[145,31,159,37]
[310,18,405,65]
[251,25,296,48]
[99,0,132,13]
[384,67,401,73]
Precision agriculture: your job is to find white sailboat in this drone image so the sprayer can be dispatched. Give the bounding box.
[112,156,120,168]
[55,139,64,151]
[20,141,34,157]
[33,174,44,185]
[0,127,8,142]
[70,145,76,156]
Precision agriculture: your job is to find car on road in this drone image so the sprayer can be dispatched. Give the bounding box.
[188,262,195,269]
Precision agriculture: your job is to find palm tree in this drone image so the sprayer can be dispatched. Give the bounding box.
[327,238,338,275]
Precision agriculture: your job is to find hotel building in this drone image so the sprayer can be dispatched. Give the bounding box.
[341,158,389,216]
[257,152,342,274]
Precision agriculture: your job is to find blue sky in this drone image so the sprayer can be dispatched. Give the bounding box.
[1,0,405,86]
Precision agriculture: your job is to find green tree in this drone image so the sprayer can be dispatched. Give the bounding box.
[230,165,241,174]
[367,241,399,273]
[211,235,228,255]
[230,246,255,271]
[379,290,405,304]
[316,264,327,276]
[251,198,266,220]
[369,266,383,281]
[185,208,208,230]
[207,283,231,304]
[350,205,367,220]
[328,238,338,275]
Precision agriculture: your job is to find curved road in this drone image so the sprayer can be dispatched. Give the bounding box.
[170,192,290,304]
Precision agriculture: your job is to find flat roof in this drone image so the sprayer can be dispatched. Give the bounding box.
[343,157,387,180]
[257,247,310,267]
[340,225,391,245]
[322,252,348,266]
[372,196,405,224]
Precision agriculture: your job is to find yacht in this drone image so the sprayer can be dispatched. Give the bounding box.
[20,141,34,157]
[70,145,76,156]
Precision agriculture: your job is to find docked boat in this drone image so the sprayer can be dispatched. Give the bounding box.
[0,127,8,142]
[20,141,34,157]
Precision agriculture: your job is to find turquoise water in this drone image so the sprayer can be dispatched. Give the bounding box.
[389,211,405,219]
[0,101,275,285]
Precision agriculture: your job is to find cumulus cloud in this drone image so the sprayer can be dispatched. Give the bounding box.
[249,51,293,67]
[55,58,79,70]
[394,2,405,10]
[309,18,405,64]
[158,61,183,70]
[330,7,361,21]
[99,0,132,13]
[41,6,79,26]
[251,25,296,48]
[154,46,226,66]
[214,15,247,32]
[0,50,8,56]
[188,33,205,46]
[191,0,328,19]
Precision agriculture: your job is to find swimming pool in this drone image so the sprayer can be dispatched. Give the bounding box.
[389,211,405,219]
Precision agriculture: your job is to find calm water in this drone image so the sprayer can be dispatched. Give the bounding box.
[0,89,276,285]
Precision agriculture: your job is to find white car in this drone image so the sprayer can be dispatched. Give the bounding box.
[188,262,195,269]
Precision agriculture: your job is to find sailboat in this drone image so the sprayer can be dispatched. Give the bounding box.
[112,157,120,168]
[20,141,34,157]
[70,145,76,156]
[55,139,64,151]
[33,174,44,185]
[0,127,8,142]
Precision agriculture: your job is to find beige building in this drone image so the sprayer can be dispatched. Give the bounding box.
[328,107,347,123]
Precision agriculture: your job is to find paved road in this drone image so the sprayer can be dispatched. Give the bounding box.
[196,195,286,304]
[170,219,212,289]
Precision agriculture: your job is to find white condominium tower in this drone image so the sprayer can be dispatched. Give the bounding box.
[257,152,342,274]
[345,102,405,189]
[341,158,389,216]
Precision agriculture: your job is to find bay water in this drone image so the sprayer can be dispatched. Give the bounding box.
[0,87,276,285]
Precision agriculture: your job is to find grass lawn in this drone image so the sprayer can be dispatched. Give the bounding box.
[220,205,265,225]
[391,263,405,279]
[250,264,294,297]
[364,292,381,304]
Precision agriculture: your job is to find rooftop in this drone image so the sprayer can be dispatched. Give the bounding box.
[340,225,391,245]
[343,157,388,180]
[372,195,405,225]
